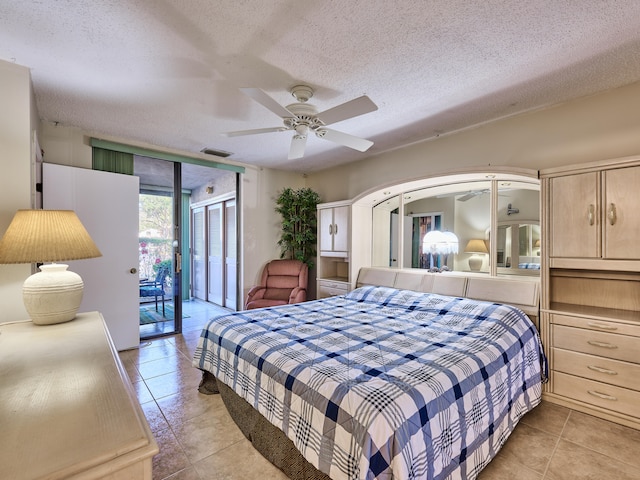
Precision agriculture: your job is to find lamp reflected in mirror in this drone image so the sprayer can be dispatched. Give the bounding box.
[464,238,488,271]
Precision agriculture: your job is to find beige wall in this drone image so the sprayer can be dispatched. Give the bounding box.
[307,81,640,202]
[0,61,36,321]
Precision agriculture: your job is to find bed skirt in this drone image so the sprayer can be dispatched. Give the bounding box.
[199,371,332,480]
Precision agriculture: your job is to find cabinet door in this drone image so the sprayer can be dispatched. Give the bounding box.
[604,166,640,259]
[319,208,334,252]
[549,172,599,258]
[332,206,350,253]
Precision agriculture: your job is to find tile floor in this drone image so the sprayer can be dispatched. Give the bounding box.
[119,300,640,480]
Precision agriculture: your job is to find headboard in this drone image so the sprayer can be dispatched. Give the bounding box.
[356,267,540,326]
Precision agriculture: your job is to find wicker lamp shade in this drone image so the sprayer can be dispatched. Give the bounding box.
[0,210,101,263]
[0,210,102,325]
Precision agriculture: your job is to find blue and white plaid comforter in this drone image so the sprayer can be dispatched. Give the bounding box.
[193,286,546,480]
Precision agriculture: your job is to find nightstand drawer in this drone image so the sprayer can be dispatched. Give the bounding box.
[553,348,640,391]
[553,325,640,363]
[554,372,640,418]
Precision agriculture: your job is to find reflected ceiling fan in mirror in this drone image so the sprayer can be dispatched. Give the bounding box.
[223,85,378,160]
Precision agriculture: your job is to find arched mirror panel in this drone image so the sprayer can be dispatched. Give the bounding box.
[366,174,539,278]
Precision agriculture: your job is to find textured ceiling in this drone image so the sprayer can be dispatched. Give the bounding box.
[3,1,640,173]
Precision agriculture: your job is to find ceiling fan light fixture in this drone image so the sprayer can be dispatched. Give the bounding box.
[295,124,309,137]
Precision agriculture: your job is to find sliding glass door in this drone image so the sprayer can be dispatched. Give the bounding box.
[138,159,183,339]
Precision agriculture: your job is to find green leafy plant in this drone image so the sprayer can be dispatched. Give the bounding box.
[275,187,321,268]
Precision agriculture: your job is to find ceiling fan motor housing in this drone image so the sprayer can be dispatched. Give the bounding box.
[290,84,314,103]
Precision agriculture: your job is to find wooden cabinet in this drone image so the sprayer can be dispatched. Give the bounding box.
[0,312,158,479]
[548,163,640,265]
[319,204,349,256]
[548,171,598,258]
[541,156,640,430]
[317,202,351,298]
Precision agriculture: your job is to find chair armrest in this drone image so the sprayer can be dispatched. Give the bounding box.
[246,286,266,301]
[288,287,307,304]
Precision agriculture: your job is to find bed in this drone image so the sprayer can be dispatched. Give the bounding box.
[193,268,546,480]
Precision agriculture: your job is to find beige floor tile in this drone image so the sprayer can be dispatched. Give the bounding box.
[519,401,570,437]
[171,409,246,464]
[140,400,171,434]
[545,439,640,480]
[137,353,184,380]
[157,387,226,427]
[152,427,191,480]
[136,340,183,364]
[145,364,203,399]
[494,422,558,474]
[561,411,640,469]
[193,438,289,480]
[478,453,543,480]
[161,466,202,480]
[132,378,155,404]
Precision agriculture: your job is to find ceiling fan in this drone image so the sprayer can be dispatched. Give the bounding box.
[223,85,378,160]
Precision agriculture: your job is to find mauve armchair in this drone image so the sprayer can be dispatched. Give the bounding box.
[245,259,308,310]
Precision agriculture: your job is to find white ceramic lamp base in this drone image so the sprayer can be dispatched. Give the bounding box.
[468,256,483,272]
[22,264,84,325]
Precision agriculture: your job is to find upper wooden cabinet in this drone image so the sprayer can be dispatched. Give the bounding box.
[603,166,640,259]
[545,160,640,269]
[319,204,349,256]
[548,171,599,258]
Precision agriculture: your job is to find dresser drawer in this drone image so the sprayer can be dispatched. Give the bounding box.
[318,280,349,298]
[553,324,640,363]
[554,372,640,418]
[553,348,640,391]
[551,313,640,338]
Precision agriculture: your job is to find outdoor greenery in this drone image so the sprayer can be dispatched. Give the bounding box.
[275,187,321,268]
[139,193,173,280]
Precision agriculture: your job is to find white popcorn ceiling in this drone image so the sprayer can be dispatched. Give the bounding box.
[3,1,640,173]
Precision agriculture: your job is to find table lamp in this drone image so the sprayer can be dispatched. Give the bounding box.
[0,209,102,325]
[464,238,488,271]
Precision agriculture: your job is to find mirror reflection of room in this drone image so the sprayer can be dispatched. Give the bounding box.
[371,178,539,277]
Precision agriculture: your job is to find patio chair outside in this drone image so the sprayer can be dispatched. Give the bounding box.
[140,266,170,316]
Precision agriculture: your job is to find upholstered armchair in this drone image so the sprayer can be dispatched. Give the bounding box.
[245,259,308,310]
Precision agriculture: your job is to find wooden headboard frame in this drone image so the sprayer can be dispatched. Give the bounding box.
[356,267,540,326]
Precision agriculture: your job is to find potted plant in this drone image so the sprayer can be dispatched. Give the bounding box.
[275,187,321,268]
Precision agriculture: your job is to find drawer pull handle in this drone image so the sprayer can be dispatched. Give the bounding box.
[587,340,618,349]
[587,365,618,375]
[587,322,618,331]
[587,390,617,401]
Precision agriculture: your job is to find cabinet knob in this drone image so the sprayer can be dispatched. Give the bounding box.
[130,268,138,274]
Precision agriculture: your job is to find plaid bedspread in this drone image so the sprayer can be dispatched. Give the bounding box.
[193,286,545,480]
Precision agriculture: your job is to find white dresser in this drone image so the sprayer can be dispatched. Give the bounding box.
[0,312,158,479]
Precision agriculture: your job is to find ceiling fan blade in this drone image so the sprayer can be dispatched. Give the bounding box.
[222,126,286,137]
[288,134,307,160]
[240,88,294,119]
[315,95,378,125]
[316,128,373,152]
